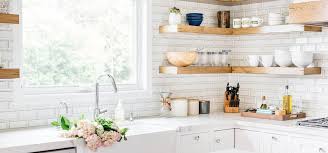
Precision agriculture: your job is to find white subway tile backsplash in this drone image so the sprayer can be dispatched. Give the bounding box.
[0,111,17,121]
[9,121,28,129]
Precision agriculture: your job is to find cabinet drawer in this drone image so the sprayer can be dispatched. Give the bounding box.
[262,133,288,153]
[235,129,261,152]
[291,137,328,153]
[179,132,210,153]
[212,129,234,151]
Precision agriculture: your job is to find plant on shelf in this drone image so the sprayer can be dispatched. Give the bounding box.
[52,115,128,151]
[169,6,182,25]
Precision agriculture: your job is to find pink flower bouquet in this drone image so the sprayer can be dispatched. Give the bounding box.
[52,116,128,151]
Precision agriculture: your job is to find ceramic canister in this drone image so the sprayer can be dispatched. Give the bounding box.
[188,99,199,116]
[171,98,188,117]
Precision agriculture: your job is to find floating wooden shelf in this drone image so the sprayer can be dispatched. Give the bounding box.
[0,14,19,24]
[232,66,321,75]
[289,0,328,26]
[233,24,322,35]
[159,66,232,74]
[0,69,20,79]
[159,24,233,35]
[159,24,322,35]
[180,0,279,6]
[159,66,321,75]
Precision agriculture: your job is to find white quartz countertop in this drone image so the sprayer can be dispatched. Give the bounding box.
[1,113,327,153]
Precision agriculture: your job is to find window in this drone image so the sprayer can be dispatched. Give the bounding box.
[22,0,151,95]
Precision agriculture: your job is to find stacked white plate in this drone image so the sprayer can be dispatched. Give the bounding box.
[268,13,285,25]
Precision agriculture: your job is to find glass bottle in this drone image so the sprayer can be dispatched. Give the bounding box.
[283,85,292,114]
[260,96,268,110]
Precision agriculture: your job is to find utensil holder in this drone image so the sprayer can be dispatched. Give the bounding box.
[224,92,239,113]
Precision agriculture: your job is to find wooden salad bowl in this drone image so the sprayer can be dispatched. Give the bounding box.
[166,51,197,67]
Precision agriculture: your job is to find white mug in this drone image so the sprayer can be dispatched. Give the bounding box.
[241,18,251,28]
[251,17,263,27]
[233,18,242,28]
[247,55,259,67]
[259,55,274,67]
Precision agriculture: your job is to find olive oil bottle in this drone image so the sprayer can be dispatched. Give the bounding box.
[283,85,292,114]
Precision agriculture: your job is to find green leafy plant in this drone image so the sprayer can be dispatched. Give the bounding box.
[169,7,181,14]
[51,115,72,130]
[96,118,128,141]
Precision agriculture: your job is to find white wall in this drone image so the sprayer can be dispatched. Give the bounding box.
[0,0,327,130]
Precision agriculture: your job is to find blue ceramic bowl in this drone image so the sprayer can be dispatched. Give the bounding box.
[187,19,203,26]
[187,13,203,17]
[187,16,203,20]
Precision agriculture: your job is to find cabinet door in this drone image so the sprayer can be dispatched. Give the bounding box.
[235,129,261,152]
[291,137,328,153]
[43,148,76,153]
[179,132,210,153]
[212,129,235,151]
[262,133,288,153]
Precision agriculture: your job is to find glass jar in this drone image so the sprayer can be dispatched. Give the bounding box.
[221,50,231,66]
[199,52,208,66]
[215,52,221,66]
[206,52,212,66]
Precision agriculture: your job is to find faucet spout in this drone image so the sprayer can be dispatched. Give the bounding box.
[94,74,118,120]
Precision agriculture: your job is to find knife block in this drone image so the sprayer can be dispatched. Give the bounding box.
[224,92,239,113]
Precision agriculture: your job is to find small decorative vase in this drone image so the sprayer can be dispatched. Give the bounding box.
[169,13,181,25]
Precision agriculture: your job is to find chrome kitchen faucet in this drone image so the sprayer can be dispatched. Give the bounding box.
[94,74,118,120]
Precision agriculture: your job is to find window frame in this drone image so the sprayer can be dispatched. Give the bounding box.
[15,0,152,103]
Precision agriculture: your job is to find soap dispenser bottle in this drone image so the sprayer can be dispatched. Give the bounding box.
[115,100,125,122]
[283,85,292,114]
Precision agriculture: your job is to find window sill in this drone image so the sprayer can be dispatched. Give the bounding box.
[17,88,152,105]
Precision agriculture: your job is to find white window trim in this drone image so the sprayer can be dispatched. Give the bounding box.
[14,0,152,104]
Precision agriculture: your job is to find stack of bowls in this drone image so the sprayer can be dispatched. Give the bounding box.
[186,13,203,26]
[268,13,285,25]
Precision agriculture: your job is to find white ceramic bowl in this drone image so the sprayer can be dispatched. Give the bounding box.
[291,52,313,68]
[274,50,293,67]
[275,56,293,67]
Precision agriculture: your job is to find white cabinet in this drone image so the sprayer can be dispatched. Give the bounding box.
[262,133,288,153]
[212,129,235,151]
[43,148,76,153]
[178,132,210,153]
[290,137,328,153]
[235,129,261,153]
[82,131,176,153]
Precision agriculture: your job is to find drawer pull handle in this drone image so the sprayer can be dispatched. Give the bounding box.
[194,136,200,141]
[272,136,278,141]
[319,148,326,153]
[216,139,221,144]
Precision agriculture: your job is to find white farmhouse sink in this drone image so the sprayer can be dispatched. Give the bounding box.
[211,149,259,153]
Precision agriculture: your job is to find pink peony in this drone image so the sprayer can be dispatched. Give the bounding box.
[61,128,78,138]
[85,134,103,151]
[100,131,122,146]
[76,120,96,138]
